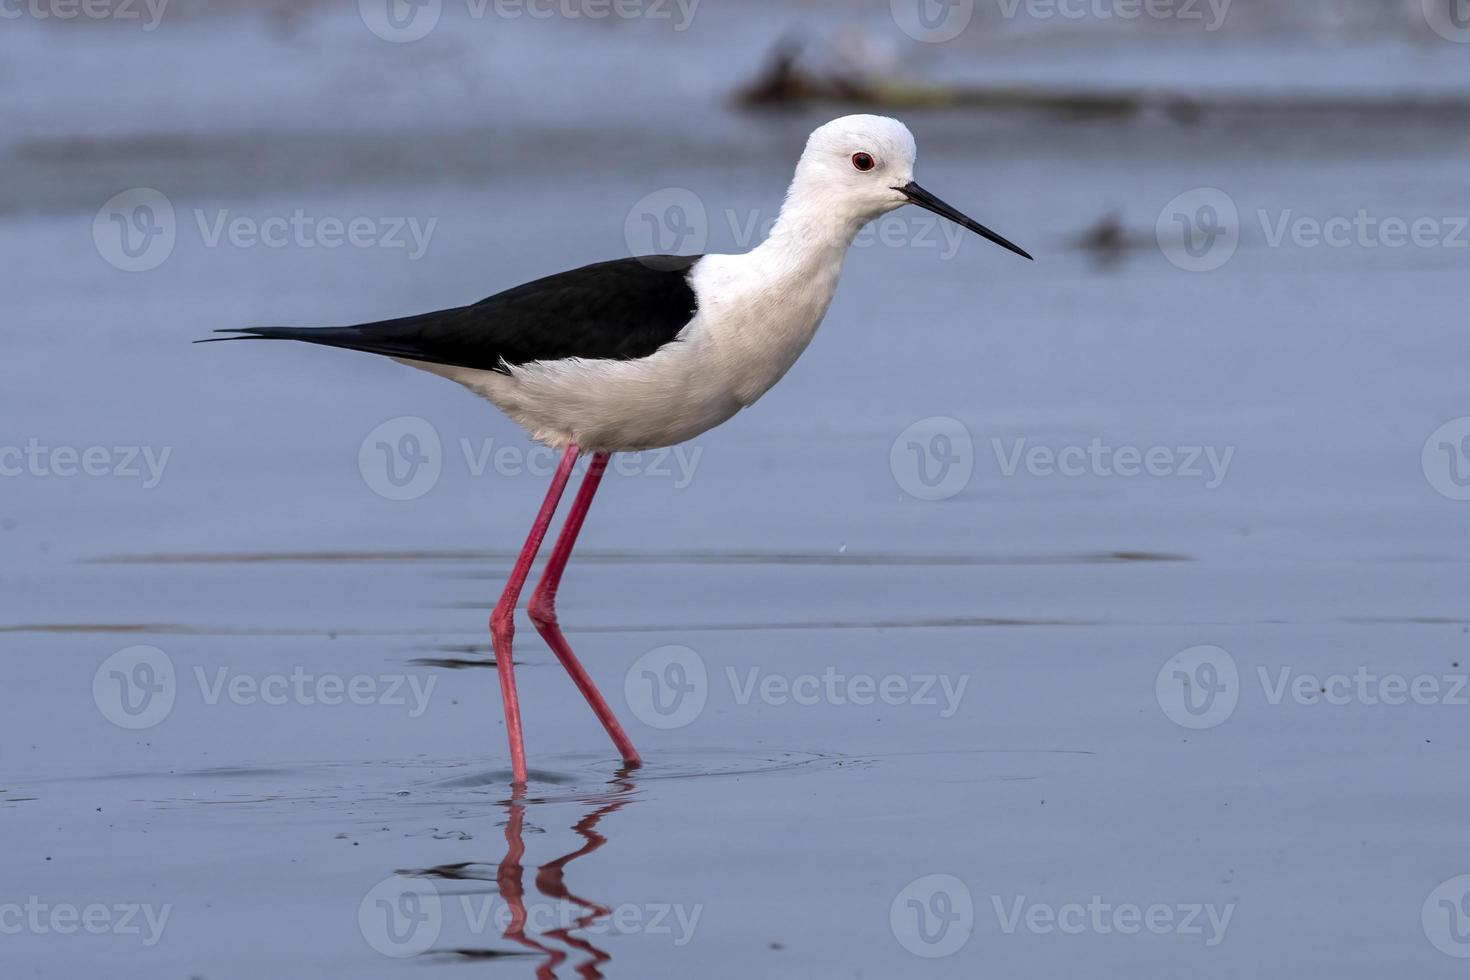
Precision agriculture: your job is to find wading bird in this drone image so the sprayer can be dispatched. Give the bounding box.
[204,115,1031,786]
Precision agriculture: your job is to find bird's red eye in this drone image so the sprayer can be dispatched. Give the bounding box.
[851,152,876,172]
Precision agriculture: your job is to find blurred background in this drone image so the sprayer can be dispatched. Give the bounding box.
[3,1,1469,977]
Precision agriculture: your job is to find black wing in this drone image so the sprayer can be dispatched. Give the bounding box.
[201,254,702,374]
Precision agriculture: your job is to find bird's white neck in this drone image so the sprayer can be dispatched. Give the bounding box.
[690,181,875,407]
[753,178,873,274]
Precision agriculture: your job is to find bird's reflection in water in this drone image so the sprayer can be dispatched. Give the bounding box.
[419,765,638,977]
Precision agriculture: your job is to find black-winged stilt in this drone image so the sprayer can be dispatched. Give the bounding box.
[203,114,1031,786]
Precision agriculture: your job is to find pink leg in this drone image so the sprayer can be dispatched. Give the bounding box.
[528,452,642,767]
[490,444,580,786]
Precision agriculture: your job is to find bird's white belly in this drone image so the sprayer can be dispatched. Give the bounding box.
[400,331,745,453]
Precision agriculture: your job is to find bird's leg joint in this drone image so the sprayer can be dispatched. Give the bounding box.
[527,592,557,629]
[489,603,516,648]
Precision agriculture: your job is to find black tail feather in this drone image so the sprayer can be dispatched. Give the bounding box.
[193,324,446,362]
[193,328,288,345]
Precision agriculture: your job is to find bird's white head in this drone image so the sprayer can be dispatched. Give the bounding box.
[781,114,1032,261]
[795,114,919,215]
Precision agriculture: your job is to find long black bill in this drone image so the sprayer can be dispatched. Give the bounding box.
[899,181,1033,261]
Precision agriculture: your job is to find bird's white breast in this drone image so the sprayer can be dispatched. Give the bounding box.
[688,247,845,408]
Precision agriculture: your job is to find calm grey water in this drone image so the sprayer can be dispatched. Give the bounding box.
[3,1,1470,976]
